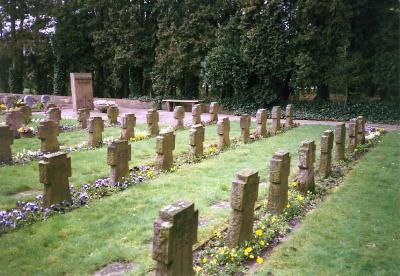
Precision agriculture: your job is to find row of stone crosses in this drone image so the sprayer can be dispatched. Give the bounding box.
[0,102,295,164]
[152,116,366,275]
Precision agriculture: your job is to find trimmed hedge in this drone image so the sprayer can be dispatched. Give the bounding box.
[219,99,400,124]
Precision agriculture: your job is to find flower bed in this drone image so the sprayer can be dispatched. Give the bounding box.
[191,127,385,275]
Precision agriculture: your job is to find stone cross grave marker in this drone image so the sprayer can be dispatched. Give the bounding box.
[0,126,13,163]
[357,116,366,144]
[271,106,281,134]
[3,96,14,109]
[173,106,185,130]
[319,130,334,178]
[209,102,220,123]
[19,105,32,123]
[108,140,131,183]
[77,108,90,129]
[285,104,294,128]
[5,110,23,137]
[192,104,202,125]
[46,107,61,124]
[153,200,198,276]
[226,169,260,248]
[120,113,136,140]
[189,124,205,158]
[107,105,119,124]
[39,152,72,208]
[70,73,94,111]
[88,117,104,147]
[334,123,346,161]
[23,95,35,107]
[268,150,290,214]
[156,130,176,170]
[347,118,359,153]
[146,109,160,136]
[240,114,251,144]
[256,109,267,138]
[217,117,230,150]
[40,95,50,106]
[37,120,60,153]
[297,140,316,194]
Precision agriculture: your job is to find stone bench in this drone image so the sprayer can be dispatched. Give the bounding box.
[162,99,201,112]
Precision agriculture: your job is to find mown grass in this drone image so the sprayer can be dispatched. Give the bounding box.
[254,131,400,275]
[0,124,331,275]
[0,114,78,127]
[0,122,247,209]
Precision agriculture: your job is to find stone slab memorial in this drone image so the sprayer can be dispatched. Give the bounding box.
[256,109,268,138]
[23,95,35,107]
[189,124,205,158]
[38,120,60,153]
[120,113,136,140]
[39,152,72,208]
[70,73,94,111]
[347,118,359,153]
[5,110,23,137]
[357,116,366,144]
[334,123,346,161]
[217,117,230,150]
[46,107,61,124]
[209,102,220,123]
[156,130,176,170]
[192,104,202,125]
[285,104,294,128]
[319,130,334,178]
[146,109,160,136]
[77,108,90,129]
[153,200,198,276]
[88,117,104,147]
[108,140,131,183]
[271,106,281,134]
[226,169,260,248]
[107,106,119,124]
[0,126,13,163]
[268,150,290,214]
[240,114,251,144]
[297,140,316,194]
[173,106,185,130]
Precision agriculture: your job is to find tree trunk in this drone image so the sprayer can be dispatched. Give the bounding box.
[316,84,330,100]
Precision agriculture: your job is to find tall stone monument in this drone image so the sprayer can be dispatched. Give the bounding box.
[70,73,94,111]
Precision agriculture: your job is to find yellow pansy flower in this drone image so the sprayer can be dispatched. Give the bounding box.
[255,229,263,236]
[202,257,207,263]
[257,256,264,264]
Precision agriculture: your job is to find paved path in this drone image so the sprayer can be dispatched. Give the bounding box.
[37,107,400,132]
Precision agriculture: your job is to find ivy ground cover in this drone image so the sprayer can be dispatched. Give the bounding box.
[0,124,330,275]
[254,131,400,275]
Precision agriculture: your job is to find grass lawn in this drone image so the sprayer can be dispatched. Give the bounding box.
[0,122,248,209]
[0,114,78,128]
[0,124,331,275]
[254,131,400,275]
